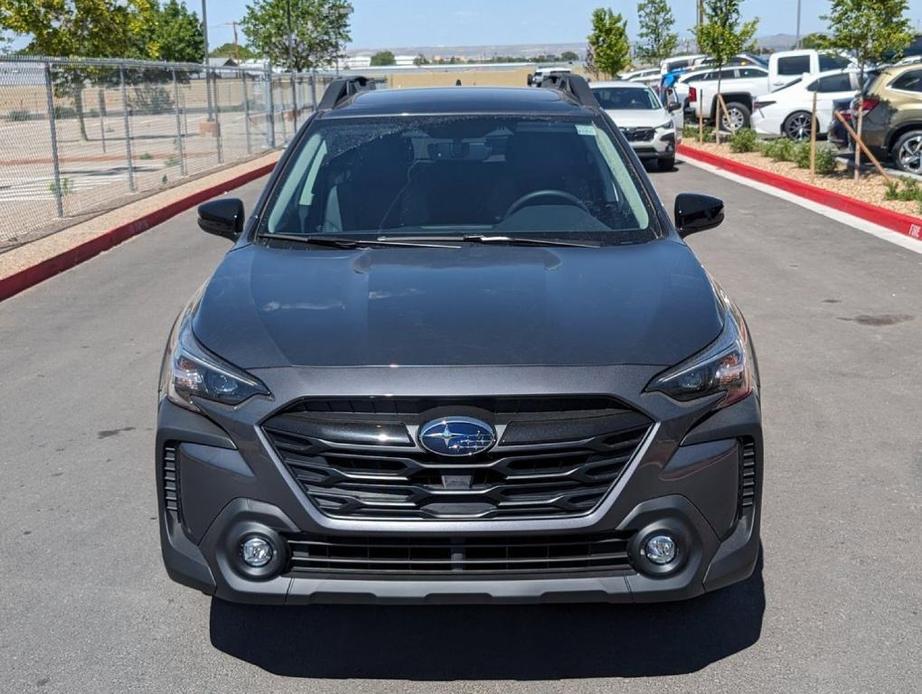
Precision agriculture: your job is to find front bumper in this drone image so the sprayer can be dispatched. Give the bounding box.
[629,131,677,161]
[157,365,762,605]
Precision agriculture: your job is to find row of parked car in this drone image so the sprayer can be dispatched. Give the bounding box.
[617,50,922,174]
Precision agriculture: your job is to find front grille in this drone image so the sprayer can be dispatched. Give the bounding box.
[621,127,655,142]
[739,438,757,513]
[263,397,652,520]
[285,531,635,577]
[162,443,181,518]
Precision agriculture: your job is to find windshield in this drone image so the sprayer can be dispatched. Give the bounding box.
[592,87,661,110]
[260,115,656,244]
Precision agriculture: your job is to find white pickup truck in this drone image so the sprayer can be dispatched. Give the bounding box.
[682,65,772,129]
[683,50,855,130]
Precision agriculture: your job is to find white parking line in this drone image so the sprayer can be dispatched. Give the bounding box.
[680,156,922,256]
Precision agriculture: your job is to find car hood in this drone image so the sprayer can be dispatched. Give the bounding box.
[605,109,671,128]
[193,240,723,369]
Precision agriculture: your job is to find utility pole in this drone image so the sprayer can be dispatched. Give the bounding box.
[231,21,240,61]
[696,0,704,29]
[795,0,802,48]
[202,0,214,121]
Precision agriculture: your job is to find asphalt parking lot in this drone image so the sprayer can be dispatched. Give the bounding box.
[1,160,920,693]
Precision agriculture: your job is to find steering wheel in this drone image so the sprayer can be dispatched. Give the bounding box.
[503,189,589,220]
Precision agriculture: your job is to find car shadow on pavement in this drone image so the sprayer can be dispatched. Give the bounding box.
[209,550,764,680]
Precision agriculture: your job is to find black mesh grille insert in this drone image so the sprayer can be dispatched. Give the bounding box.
[263,397,652,520]
[621,127,656,142]
[162,443,180,518]
[285,531,636,577]
[739,438,757,512]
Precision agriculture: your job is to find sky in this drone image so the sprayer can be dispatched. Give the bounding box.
[193,0,922,51]
[6,1,922,54]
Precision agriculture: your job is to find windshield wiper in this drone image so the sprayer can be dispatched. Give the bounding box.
[260,234,460,249]
[381,234,602,248]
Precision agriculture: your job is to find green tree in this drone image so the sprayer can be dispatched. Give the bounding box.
[0,0,159,138]
[241,0,352,72]
[586,8,631,78]
[370,50,395,66]
[152,0,204,63]
[695,0,759,132]
[413,53,430,66]
[636,0,678,64]
[561,50,580,61]
[800,32,828,49]
[210,42,259,60]
[824,0,913,177]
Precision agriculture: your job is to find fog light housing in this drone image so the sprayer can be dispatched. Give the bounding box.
[240,536,274,568]
[643,534,678,566]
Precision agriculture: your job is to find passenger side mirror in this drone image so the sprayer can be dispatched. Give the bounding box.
[198,198,245,241]
[667,100,682,112]
[674,193,724,238]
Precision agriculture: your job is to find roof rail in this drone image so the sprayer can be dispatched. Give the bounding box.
[317,76,376,111]
[539,73,600,108]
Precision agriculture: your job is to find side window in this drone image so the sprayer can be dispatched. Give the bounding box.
[722,68,739,80]
[778,55,811,76]
[892,70,922,93]
[738,68,767,78]
[816,74,854,92]
[819,54,850,71]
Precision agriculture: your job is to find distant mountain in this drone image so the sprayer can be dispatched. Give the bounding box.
[756,34,801,51]
[346,42,586,61]
[345,34,803,62]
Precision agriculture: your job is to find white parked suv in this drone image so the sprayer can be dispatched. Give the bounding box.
[590,80,681,171]
[752,69,861,139]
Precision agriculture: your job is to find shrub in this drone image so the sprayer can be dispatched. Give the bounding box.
[729,128,759,153]
[6,109,31,122]
[763,138,796,162]
[49,178,74,196]
[883,178,921,201]
[793,142,812,169]
[682,123,715,143]
[813,144,838,176]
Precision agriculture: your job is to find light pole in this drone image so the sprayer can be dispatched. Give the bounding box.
[287,0,299,129]
[795,0,802,48]
[202,0,214,121]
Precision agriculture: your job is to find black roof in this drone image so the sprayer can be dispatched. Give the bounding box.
[322,87,590,118]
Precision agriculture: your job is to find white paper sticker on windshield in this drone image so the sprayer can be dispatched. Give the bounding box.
[576,124,595,136]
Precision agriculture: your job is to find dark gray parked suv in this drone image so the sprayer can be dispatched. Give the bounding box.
[157,76,762,605]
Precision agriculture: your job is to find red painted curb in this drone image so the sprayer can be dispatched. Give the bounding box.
[677,143,922,242]
[0,160,277,303]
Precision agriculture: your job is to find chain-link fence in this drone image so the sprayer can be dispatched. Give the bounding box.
[0,56,332,251]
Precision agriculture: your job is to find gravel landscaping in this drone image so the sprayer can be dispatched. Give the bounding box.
[680,139,922,220]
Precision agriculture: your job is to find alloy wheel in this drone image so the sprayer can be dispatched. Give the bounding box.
[785,113,812,141]
[897,135,922,173]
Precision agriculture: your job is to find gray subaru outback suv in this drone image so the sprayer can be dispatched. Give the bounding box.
[157,76,762,605]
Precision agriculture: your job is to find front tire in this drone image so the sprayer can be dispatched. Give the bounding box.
[657,157,675,172]
[892,130,922,174]
[783,111,813,141]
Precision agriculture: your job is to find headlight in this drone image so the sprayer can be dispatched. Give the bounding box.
[656,120,674,130]
[159,307,270,412]
[646,290,755,408]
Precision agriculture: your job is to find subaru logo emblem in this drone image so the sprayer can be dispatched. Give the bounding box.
[419,417,496,457]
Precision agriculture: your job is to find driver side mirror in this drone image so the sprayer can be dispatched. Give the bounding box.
[667,100,682,112]
[198,198,244,241]
[675,193,724,238]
